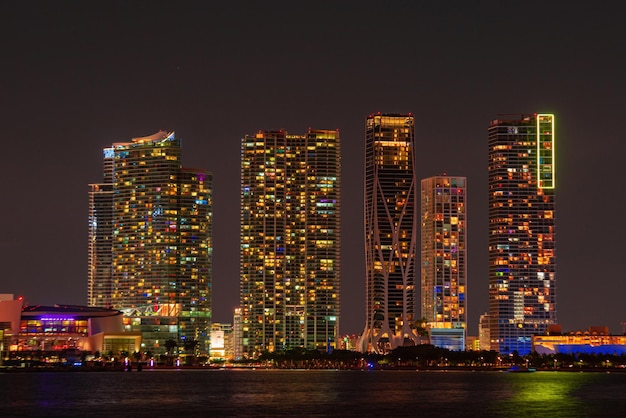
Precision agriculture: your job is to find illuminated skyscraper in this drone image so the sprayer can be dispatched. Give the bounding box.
[240,129,340,357]
[88,181,113,308]
[358,113,419,353]
[421,175,467,351]
[488,114,556,355]
[88,131,212,353]
[88,148,115,308]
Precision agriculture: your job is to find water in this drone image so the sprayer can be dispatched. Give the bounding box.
[1,369,624,417]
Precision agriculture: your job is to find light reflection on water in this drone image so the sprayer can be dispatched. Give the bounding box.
[497,371,625,417]
[497,372,587,416]
[0,369,624,417]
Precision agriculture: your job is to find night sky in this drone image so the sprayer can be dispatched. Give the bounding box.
[2,1,624,336]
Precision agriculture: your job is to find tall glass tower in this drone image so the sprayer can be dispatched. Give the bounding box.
[421,175,467,351]
[488,114,556,355]
[240,129,340,357]
[88,131,212,354]
[358,113,419,353]
[88,181,113,308]
[88,148,115,308]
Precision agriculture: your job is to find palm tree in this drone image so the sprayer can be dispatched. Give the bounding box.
[165,338,178,355]
[182,338,200,365]
[183,338,199,353]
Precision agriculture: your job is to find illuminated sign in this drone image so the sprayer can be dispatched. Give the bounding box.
[40,317,75,321]
[536,114,555,189]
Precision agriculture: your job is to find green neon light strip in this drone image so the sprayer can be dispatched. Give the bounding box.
[536,114,555,189]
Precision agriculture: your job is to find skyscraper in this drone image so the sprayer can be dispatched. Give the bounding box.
[421,175,467,351]
[88,180,113,308]
[88,147,116,308]
[240,129,340,357]
[88,131,212,354]
[488,114,556,355]
[358,113,420,353]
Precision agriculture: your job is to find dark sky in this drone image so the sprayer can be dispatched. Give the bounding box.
[2,1,624,336]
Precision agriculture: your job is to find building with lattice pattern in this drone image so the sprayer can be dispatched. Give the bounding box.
[358,113,419,353]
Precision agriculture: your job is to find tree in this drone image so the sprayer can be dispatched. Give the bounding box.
[183,338,200,353]
[165,338,178,356]
[414,318,430,337]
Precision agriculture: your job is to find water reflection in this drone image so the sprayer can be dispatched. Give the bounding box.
[497,373,588,417]
[0,370,624,417]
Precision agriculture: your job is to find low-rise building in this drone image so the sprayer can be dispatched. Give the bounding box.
[533,326,626,355]
[0,295,141,363]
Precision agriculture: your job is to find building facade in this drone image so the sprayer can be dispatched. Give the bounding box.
[478,313,491,351]
[358,113,420,353]
[0,296,141,363]
[421,176,467,351]
[88,131,212,354]
[88,147,115,308]
[533,327,626,355]
[488,114,557,355]
[240,129,340,357]
[233,307,243,360]
[88,181,114,308]
[209,322,234,360]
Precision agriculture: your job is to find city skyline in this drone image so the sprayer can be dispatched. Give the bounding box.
[2,2,624,337]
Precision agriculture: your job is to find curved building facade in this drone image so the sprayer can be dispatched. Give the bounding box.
[88,131,212,354]
[0,297,141,361]
[358,113,419,353]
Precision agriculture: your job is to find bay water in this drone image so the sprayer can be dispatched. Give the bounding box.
[1,369,624,417]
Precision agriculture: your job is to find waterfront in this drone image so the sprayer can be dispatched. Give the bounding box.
[1,369,625,417]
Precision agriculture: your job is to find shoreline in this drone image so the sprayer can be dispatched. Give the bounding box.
[2,364,625,373]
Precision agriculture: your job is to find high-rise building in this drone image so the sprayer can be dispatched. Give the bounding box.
[88,131,212,354]
[358,113,420,353]
[240,129,340,357]
[488,114,556,355]
[421,175,467,351]
[88,181,114,308]
[88,148,116,308]
[233,307,243,360]
[478,313,491,351]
